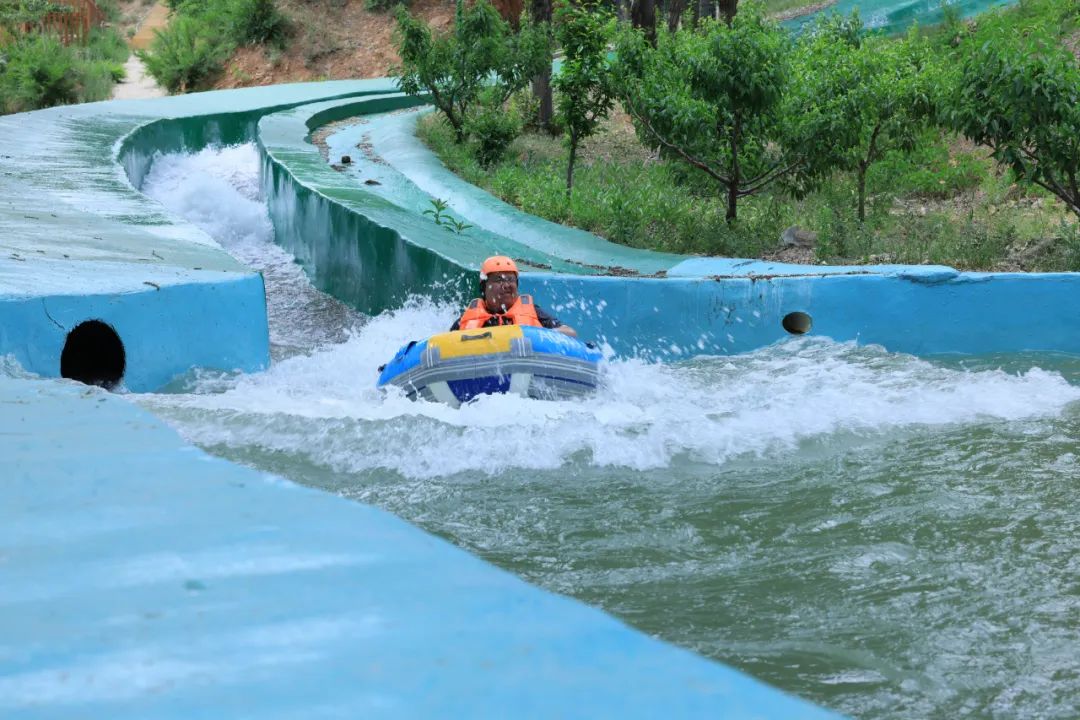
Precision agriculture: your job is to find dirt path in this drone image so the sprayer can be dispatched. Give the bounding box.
[111,55,167,100]
[129,1,171,51]
[110,2,169,100]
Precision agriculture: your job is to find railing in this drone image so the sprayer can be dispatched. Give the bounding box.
[26,0,105,45]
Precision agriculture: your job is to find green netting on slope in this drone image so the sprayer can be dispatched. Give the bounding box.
[783,0,1016,34]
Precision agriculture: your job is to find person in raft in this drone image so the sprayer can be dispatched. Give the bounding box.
[450,255,578,338]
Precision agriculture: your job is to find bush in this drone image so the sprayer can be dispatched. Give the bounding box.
[143,0,289,92]
[139,15,230,93]
[0,33,79,113]
[867,131,989,200]
[1057,221,1080,271]
[77,58,119,99]
[365,0,406,10]
[226,0,290,48]
[87,26,130,65]
[467,91,523,167]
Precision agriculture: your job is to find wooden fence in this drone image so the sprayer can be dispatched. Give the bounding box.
[28,0,105,45]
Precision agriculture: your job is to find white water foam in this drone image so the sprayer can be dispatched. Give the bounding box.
[141,145,362,357]
[137,298,1080,479]
[133,144,1080,480]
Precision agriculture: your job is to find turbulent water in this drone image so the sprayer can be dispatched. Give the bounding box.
[131,145,1080,719]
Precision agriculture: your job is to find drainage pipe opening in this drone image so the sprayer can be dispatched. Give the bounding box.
[60,320,126,389]
[782,312,812,335]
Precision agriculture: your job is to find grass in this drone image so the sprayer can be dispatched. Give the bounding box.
[418,112,1077,271]
[420,111,788,258]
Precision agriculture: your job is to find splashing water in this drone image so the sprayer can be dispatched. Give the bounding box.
[124,144,1080,720]
[141,145,362,360]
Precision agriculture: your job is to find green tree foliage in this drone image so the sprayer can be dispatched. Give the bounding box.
[788,15,935,221]
[944,28,1080,218]
[393,0,549,143]
[612,8,792,222]
[552,0,614,194]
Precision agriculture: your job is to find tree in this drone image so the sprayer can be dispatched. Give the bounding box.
[944,29,1080,218]
[667,0,687,33]
[630,0,655,46]
[552,0,615,194]
[393,0,548,143]
[612,11,793,222]
[787,16,935,221]
[529,0,554,131]
[717,0,736,24]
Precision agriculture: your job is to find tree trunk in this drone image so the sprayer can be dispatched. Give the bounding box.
[631,0,657,46]
[859,125,881,223]
[492,0,524,28]
[530,0,554,132]
[857,164,867,223]
[667,0,687,32]
[717,0,736,24]
[727,116,740,222]
[566,135,578,195]
[532,72,554,132]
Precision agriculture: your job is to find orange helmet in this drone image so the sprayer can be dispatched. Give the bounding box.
[479,255,518,281]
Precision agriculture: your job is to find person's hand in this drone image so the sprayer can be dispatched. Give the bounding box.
[556,325,578,338]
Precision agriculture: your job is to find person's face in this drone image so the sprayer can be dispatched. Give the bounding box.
[484,272,518,312]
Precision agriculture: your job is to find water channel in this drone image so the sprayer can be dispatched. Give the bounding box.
[134,144,1080,719]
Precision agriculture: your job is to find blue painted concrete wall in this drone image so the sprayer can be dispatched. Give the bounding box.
[1,80,402,391]
[529,269,1080,361]
[259,98,1080,360]
[0,274,268,392]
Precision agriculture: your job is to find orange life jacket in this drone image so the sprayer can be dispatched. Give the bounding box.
[458,294,542,330]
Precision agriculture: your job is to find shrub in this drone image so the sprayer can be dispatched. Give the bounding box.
[139,15,230,93]
[146,0,288,92]
[467,90,523,167]
[226,0,290,48]
[87,26,130,65]
[0,33,79,113]
[365,0,406,10]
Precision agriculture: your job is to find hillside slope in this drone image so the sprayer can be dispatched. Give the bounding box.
[213,0,453,88]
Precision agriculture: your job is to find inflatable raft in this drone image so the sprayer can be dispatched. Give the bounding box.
[377,325,603,407]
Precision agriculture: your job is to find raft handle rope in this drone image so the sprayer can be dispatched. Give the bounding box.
[461,331,494,342]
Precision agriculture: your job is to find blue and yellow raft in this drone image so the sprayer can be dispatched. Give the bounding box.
[377,325,603,407]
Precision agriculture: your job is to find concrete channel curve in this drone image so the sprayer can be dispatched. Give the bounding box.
[0,78,1075,716]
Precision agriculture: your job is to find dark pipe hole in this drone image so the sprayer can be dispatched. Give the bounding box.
[60,320,126,390]
[782,311,812,335]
